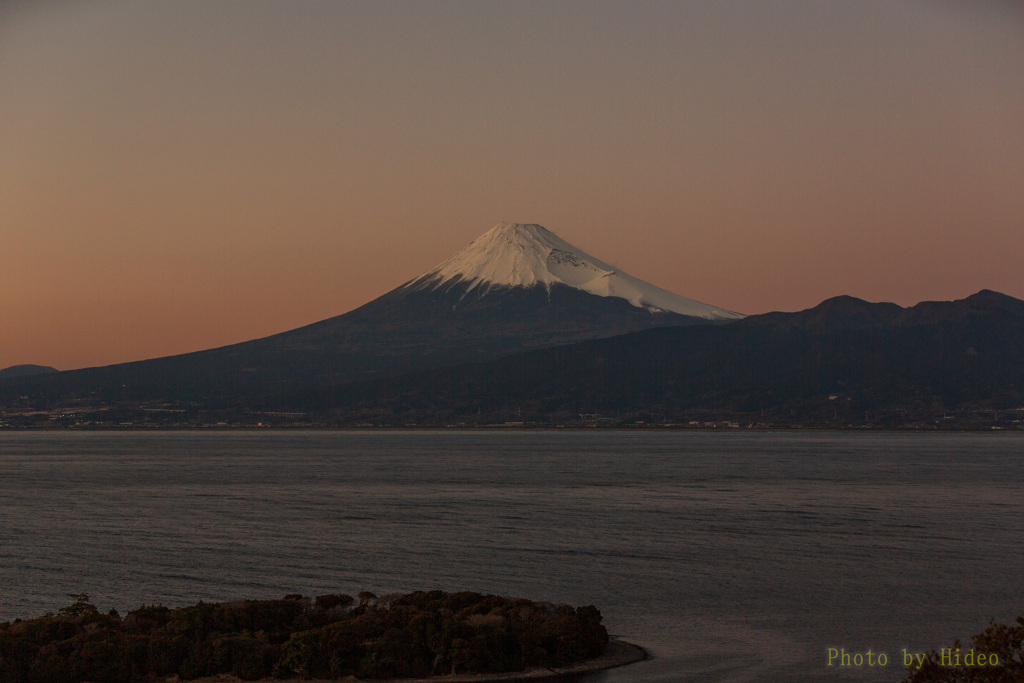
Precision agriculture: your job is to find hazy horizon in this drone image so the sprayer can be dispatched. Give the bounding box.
[4,1,1023,370]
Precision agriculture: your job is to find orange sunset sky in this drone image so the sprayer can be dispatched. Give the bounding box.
[2,1,1023,371]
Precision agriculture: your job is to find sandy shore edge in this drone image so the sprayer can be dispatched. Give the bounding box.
[263,639,647,683]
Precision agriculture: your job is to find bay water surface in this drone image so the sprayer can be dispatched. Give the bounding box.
[1,430,1021,682]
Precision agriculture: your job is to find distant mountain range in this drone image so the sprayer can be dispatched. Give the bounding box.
[305,289,1022,428]
[0,365,57,379]
[1,224,1022,429]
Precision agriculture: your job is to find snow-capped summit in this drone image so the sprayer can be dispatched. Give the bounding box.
[404,222,743,320]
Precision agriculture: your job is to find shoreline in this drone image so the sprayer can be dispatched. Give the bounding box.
[3,425,1021,433]
[262,639,647,683]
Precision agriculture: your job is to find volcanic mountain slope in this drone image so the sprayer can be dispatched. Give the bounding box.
[302,290,1024,425]
[0,223,740,405]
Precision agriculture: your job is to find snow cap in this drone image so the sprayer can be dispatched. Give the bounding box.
[406,222,743,320]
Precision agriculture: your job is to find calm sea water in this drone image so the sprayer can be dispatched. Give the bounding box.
[1,431,1021,682]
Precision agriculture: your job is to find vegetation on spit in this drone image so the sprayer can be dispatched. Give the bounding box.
[901,617,1024,682]
[0,591,609,682]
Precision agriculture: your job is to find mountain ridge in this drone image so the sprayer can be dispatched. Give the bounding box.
[0,364,58,379]
[3,288,1021,428]
[285,289,1024,427]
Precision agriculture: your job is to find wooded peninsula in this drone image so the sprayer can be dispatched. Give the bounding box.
[0,591,619,682]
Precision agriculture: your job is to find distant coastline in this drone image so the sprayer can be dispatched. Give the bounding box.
[2,290,1021,432]
[1,422,1021,432]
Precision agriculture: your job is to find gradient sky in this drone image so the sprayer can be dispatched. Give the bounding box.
[3,1,1023,370]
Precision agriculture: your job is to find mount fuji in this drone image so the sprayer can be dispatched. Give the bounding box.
[2,223,741,405]
[401,223,741,320]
